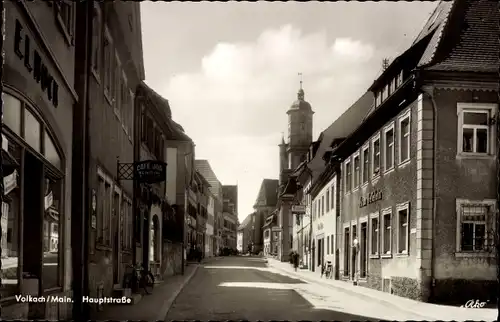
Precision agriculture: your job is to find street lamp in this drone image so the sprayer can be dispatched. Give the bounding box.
[352,238,359,285]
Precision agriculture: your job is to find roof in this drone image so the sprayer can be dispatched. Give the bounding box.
[195,170,211,188]
[307,91,374,182]
[253,179,279,208]
[238,213,254,230]
[139,82,193,142]
[263,210,278,228]
[425,0,499,73]
[288,88,313,113]
[194,160,223,198]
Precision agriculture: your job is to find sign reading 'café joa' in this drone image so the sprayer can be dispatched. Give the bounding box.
[359,189,383,208]
[134,160,167,184]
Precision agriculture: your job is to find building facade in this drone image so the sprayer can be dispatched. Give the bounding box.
[335,0,498,304]
[194,170,210,257]
[222,185,238,250]
[252,179,279,254]
[206,191,215,257]
[277,84,314,261]
[1,1,77,318]
[237,213,253,253]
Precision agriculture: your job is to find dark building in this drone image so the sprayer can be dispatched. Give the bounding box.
[335,0,498,305]
[252,179,279,253]
[2,1,77,319]
[71,1,145,316]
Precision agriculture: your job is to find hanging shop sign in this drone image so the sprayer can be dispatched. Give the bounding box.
[134,160,167,184]
[291,205,306,214]
[359,189,383,208]
[4,170,18,195]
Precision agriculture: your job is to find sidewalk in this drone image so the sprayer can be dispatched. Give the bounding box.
[266,257,497,321]
[91,264,199,321]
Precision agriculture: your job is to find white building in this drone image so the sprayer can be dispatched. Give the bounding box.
[310,174,338,273]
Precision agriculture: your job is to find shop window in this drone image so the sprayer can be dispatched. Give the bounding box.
[397,203,409,254]
[2,93,22,135]
[0,142,21,298]
[398,111,411,164]
[91,4,102,77]
[456,199,496,253]
[457,103,496,156]
[369,214,379,256]
[43,176,62,289]
[24,108,41,153]
[44,132,61,169]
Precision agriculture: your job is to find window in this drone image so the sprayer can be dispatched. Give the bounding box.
[321,196,325,216]
[331,185,335,211]
[91,4,101,76]
[353,154,360,188]
[43,176,63,289]
[457,103,497,155]
[2,93,22,135]
[44,132,62,169]
[24,108,41,153]
[382,209,392,255]
[326,190,330,212]
[384,124,395,171]
[381,85,388,102]
[121,72,129,130]
[374,92,379,107]
[114,52,122,114]
[456,199,496,253]
[129,90,135,138]
[397,203,409,254]
[97,169,113,246]
[398,111,411,163]
[54,0,74,44]
[327,235,330,254]
[376,92,382,107]
[345,160,352,192]
[396,70,403,87]
[141,109,147,142]
[362,145,369,184]
[371,135,381,177]
[330,234,334,253]
[103,27,113,102]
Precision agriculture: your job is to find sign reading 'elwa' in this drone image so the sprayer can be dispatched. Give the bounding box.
[134,160,167,184]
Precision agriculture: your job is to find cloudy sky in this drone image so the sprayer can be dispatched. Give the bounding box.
[141,1,437,222]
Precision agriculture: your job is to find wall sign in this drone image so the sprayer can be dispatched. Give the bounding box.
[359,189,383,208]
[134,160,167,184]
[14,20,59,108]
[291,205,306,214]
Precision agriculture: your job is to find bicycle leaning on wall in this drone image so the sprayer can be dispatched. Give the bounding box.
[122,264,155,294]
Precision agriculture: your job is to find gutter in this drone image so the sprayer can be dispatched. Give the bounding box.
[420,80,438,302]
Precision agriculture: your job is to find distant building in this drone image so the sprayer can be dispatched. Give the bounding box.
[222,185,238,250]
[253,179,279,254]
[237,213,254,253]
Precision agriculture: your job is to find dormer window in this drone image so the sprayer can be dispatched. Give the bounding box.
[374,92,379,107]
[381,85,388,102]
[376,92,382,106]
[396,70,403,87]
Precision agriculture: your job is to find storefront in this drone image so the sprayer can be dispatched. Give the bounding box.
[1,3,75,319]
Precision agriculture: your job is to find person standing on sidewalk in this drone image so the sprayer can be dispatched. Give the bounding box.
[293,251,299,272]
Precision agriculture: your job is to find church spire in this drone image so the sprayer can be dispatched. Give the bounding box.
[297,72,305,100]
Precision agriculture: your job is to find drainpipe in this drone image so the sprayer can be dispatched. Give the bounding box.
[496,81,500,322]
[421,85,438,302]
[0,0,5,311]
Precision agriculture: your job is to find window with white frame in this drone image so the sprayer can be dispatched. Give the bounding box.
[345,160,352,192]
[457,199,496,252]
[353,153,360,188]
[370,214,379,256]
[384,124,395,171]
[331,185,335,211]
[457,103,497,155]
[397,203,409,254]
[398,111,411,163]
[371,136,381,176]
[326,189,330,212]
[322,195,325,216]
[382,209,392,255]
[396,70,403,87]
[382,85,388,102]
[374,92,380,107]
[362,145,369,184]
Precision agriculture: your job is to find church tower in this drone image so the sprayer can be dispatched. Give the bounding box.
[286,75,314,170]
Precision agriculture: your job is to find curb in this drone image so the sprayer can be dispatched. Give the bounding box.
[156,264,200,321]
[267,261,432,320]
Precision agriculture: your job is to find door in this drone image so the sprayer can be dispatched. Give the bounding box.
[112,192,120,285]
[317,239,322,267]
[360,222,367,278]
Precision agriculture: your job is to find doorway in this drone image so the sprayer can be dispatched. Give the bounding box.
[360,222,367,279]
[317,238,322,267]
[23,151,43,292]
[343,227,349,277]
[113,191,120,285]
